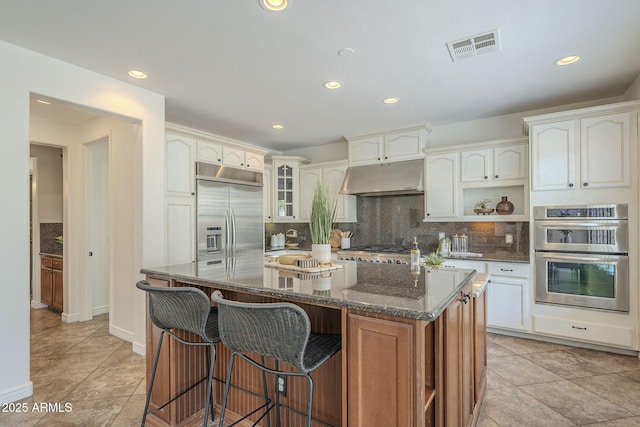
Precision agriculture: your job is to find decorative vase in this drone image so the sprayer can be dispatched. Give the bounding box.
[495,196,514,215]
[311,243,332,263]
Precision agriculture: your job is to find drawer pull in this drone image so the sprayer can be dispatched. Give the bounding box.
[571,325,587,331]
[500,268,513,272]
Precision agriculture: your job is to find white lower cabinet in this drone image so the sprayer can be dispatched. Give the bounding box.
[533,314,633,349]
[165,196,195,264]
[486,262,530,331]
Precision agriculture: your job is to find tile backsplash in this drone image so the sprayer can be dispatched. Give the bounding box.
[265,194,529,256]
[40,223,63,255]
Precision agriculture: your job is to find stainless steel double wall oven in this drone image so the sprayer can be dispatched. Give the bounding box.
[534,204,629,312]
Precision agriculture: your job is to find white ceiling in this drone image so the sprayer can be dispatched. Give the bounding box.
[3,0,640,152]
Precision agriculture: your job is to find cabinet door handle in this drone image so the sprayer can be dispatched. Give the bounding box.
[500,268,513,272]
[583,182,589,187]
[487,279,492,283]
[385,156,388,160]
[378,157,381,161]
[241,163,244,166]
[495,175,499,179]
[571,325,587,330]
[569,183,574,187]
[484,176,488,179]
[218,158,222,162]
[426,212,430,216]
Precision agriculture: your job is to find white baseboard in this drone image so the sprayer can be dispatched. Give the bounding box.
[0,381,33,405]
[110,324,134,343]
[92,305,109,316]
[30,301,47,309]
[62,312,79,323]
[132,341,146,356]
[487,327,639,357]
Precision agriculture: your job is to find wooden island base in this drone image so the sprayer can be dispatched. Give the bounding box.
[143,274,487,427]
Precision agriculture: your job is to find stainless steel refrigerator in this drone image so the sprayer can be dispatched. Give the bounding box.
[196,162,264,277]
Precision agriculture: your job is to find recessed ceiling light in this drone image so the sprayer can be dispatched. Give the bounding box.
[260,0,287,11]
[36,99,51,105]
[128,69,148,79]
[323,81,342,90]
[383,97,399,104]
[272,124,284,130]
[555,55,580,66]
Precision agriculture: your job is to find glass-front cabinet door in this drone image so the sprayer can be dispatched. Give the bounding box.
[271,157,307,222]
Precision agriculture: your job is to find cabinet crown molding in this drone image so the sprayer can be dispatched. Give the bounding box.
[523,100,640,129]
[165,122,268,154]
[424,137,528,155]
[344,123,432,141]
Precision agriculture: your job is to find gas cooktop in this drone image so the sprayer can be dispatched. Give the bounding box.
[337,246,412,264]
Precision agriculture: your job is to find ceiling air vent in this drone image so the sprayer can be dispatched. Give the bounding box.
[447,29,500,62]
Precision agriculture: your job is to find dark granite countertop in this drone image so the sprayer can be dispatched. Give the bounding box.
[39,252,63,258]
[141,257,478,321]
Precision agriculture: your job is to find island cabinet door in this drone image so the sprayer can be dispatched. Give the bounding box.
[347,313,415,427]
[442,291,474,427]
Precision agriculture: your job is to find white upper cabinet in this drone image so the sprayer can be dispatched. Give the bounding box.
[527,105,637,192]
[166,133,196,197]
[424,153,458,219]
[299,161,356,222]
[529,120,577,191]
[424,138,529,222]
[271,156,309,222]
[347,125,430,166]
[580,113,631,189]
[460,149,490,183]
[493,144,528,181]
[196,138,223,164]
[299,166,323,221]
[196,135,265,172]
[461,144,527,183]
[348,136,384,166]
[223,146,265,171]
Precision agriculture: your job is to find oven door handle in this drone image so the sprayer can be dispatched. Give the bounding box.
[537,252,627,262]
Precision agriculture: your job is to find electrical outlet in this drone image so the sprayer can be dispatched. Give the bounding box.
[505,233,513,244]
[276,375,286,396]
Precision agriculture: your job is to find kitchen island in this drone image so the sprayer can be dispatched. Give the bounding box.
[141,257,487,427]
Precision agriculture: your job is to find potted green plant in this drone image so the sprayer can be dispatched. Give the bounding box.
[309,182,337,263]
[473,199,494,215]
[423,252,446,269]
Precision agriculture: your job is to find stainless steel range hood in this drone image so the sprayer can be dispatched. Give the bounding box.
[341,159,424,196]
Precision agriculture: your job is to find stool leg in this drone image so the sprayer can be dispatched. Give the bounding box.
[274,360,281,427]
[142,331,165,426]
[305,374,314,427]
[204,345,216,427]
[219,353,237,427]
[260,356,271,427]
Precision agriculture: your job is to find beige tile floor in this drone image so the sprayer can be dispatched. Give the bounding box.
[3,309,640,426]
[478,333,640,426]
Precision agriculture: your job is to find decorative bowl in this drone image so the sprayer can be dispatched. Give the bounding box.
[473,208,495,215]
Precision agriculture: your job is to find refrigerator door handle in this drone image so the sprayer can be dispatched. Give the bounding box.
[231,208,237,251]
[224,209,230,250]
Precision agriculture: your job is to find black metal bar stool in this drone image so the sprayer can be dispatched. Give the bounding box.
[211,290,341,427]
[136,280,220,427]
